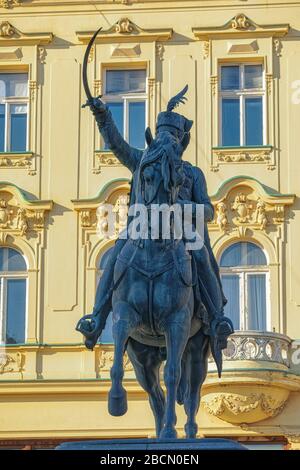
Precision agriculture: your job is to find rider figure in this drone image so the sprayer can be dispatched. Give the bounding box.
[77,86,233,374]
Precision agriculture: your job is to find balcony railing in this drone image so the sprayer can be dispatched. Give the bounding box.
[219,330,291,368]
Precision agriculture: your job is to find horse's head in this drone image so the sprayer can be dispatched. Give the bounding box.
[140,132,184,206]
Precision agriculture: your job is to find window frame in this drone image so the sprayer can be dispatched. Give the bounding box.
[219,62,266,147]
[0,248,28,345]
[220,243,271,331]
[101,68,148,149]
[0,72,29,153]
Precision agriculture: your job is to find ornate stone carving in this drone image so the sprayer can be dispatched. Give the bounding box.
[81,210,92,228]
[156,43,165,61]
[93,151,121,174]
[29,80,37,101]
[216,202,228,232]
[0,199,13,228]
[266,73,273,96]
[210,76,218,96]
[115,18,135,34]
[203,392,287,422]
[88,44,95,63]
[218,332,291,367]
[209,176,295,235]
[231,14,251,31]
[232,193,252,223]
[148,78,155,100]
[38,46,47,64]
[114,194,129,234]
[0,0,22,8]
[0,21,16,37]
[0,352,24,376]
[98,350,133,373]
[255,198,268,230]
[16,207,28,236]
[213,147,272,166]
[0,153,33,173]
[274,38,282,57]
[94,79,102,97]
[96,204,110,238]
[203,41,210,59]
[0,185,52,239]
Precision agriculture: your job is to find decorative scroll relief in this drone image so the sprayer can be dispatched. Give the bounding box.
[208,177,295,236]
[209,331,291,368]
[0,351,25,378]
[212,147,274,171]
[193,14,290,40]
[76,18,173,44]
[72,182,130,240]
[202,391,289,424]
[0,152,34,174]
[0,185,53,242]
[0,21,53,45]
[93,151,121,175]
[0,0,22,8]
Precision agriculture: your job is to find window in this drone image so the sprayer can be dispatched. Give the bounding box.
[96,247,114,343]
[220,64,265,147]
[0,73,29,152]
[220,242,269,331]
[0,248,27,344]
[103,69,147,150]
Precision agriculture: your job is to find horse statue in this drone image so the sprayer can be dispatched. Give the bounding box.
[76,29,234,440]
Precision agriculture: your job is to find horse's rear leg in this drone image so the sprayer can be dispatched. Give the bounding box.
[183,329,210,439]
[127,338,165,437]
[160,314,191,439]
[108,301,138,417]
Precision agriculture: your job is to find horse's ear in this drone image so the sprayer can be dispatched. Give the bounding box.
[145,127,153,146]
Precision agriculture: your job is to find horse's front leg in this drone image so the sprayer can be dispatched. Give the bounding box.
[160,312,191,439]
[108,301,138,417]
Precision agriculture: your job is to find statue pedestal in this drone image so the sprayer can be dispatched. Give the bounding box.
[56,438,246,451]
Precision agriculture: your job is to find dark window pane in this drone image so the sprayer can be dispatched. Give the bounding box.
[245,97,263,146]
[105,102,123,149]
[10,104,27,151]
[7,248,27,271]
[99,312,113,344]
[0,249,4,271]
[246,242,267,266]
[220,242,267,267]
[222,275,240,330]
[220,243,242,267]
[222,98,240,146]
[106,70,146,94]
[247,274,267,330]
[221,66,240,90]
[244,65,263,89]
[129,101,145,149]
[5,279,26,344]
[0,104,5,152]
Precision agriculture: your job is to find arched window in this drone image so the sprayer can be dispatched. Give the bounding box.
[220,242,269,331]
[96,247,114,344]
[0,247,27,344]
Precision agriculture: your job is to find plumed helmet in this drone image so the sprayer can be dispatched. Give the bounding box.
[156,85,193,134]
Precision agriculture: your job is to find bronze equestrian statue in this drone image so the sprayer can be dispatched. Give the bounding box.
[76,29,234,439]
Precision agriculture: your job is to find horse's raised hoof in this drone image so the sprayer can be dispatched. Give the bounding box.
[108,388,128,416]
[159,427,178,440]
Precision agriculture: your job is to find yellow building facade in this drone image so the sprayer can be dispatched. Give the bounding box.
[0,0,300,450]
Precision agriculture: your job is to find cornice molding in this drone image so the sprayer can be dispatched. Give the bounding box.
[0,20,53,46]
[193,14,290,40]
[76,18,173,44]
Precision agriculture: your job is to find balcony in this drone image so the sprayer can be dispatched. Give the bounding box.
[202,331,300,424]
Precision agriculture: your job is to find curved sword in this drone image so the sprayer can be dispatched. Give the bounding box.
[82,27,102,103]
